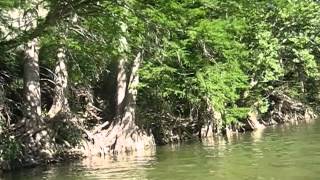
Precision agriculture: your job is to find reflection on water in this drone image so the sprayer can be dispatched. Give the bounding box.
[1,150,156,180]
[2,121,320,180]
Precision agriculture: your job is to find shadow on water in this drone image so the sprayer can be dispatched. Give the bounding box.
[2,120,320,180]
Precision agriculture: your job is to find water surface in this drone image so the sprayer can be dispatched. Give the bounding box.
[2,121,320,180]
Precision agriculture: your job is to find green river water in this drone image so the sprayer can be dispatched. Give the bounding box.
[2,121,320,180]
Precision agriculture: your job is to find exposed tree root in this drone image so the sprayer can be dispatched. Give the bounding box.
[76,114,155,157]
[246,91,317,131]
[266,91,317,123]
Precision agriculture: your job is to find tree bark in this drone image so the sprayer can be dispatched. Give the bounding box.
[0,85,3,109]
[78,19,154,156]
[0,85,5,131]
[104,19,155,153]
[47,47,69,119]
[114,21,130,120]
[115,57,128,119]
[126,52,141,121]
[111,52,144,153]
[82,52,155,156]
[23,38,42,129]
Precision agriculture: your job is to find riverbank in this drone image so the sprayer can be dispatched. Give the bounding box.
[1,90,317,172]
[2,119,320,180]
[2,0,320,175]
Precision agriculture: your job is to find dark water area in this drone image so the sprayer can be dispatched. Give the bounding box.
[2,121,320,180]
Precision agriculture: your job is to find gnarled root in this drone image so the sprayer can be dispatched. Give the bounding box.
[266,91,317,124]
[76,118,155,157]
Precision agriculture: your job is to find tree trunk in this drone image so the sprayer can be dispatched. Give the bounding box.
[110,52,151,153]
[79,52,155,156]
[107,21,155,153]
[115,57,128,119]
[79,21,154,156]
[47,47,69,119]
[81,53,155,156]
[22,38,56,159]
[114,21,130,120]
[92,51,152,154]
[0,85,5,131]
[299,71,306,93]
[0,85,3,110]
[125,52,141,123]
[23,38,42,129]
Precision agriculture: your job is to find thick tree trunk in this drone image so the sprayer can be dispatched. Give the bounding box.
[80,53,155,156]
[111,52,151,153]
[0,85,3,110]
[0,85,4,130]
[101,52,155,154]
[126,52,141,123]
[47,47,69,119]
[23,38,42,128]
[114,21,130,119]
[115,57,128,119]
[78,21,154,156]
[23,38,56,160]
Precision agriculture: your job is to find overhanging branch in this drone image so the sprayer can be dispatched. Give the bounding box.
[0,0,102,51]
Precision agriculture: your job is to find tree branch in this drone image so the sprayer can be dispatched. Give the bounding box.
[0,0,102,51]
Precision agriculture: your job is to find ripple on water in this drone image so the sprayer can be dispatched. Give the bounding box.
[3,121,320,180]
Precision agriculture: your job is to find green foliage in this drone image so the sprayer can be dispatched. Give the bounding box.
[257,98,270,114]
[225,107,250,125]
[0,0,20,9]
[1,0,320,149]
[196,61,249,111]
[54,121,82,147]
[254,29,284,82]
[138,0,320,135]
[0,89,21,161]
[0,132,21,161]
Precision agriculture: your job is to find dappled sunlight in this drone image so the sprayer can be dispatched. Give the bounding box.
[24,38,41,125]
[1,0,320,177]
[81,150,156,169]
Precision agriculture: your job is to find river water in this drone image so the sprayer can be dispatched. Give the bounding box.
[2,121,320,180]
